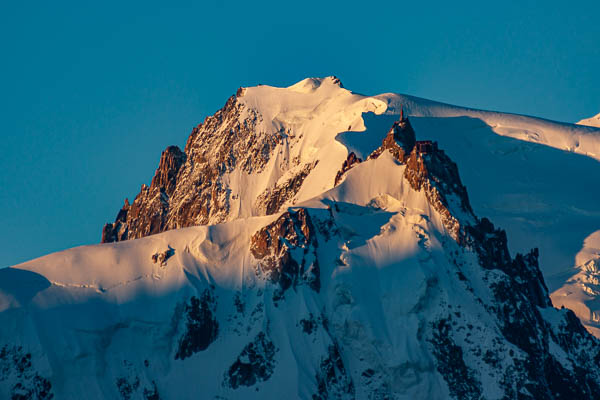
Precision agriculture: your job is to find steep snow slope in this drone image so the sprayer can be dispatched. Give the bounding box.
[338,112,600,288]
[3,133,600,399]
[101,77,388,243]
[578,112,600,128]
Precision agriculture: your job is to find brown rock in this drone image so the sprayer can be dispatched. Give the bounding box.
[150,146,186,196]
[368,117,416,163]
[255,161,318,215]
[334,152,362,186]
[250,208,321,298]
[101,93,280,243]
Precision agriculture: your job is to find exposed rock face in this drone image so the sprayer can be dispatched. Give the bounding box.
[466,218,551,307]
[313,343,355,399]
[151,246,174,266]
[174,290,219,360]
[403,143,474,242]
[102,146,186,243]
[368,116,416,163]
[407,141,600,399]
[101,91,317,243]
[364,115,473,242]
[114,360,161,400]
[223,332,277,389]
[334,152,362,186]
[341,114,472,244]
[250,208,323,300]
[255,161,318,215]
[429,319,482,400]
[101,198,130,243]
[150,146,186,197]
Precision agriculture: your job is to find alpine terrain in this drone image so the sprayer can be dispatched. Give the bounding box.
[2,77,600,399]
[578,112,600,128]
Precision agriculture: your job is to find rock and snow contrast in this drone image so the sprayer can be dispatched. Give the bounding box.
[578,112,600,128]
[3,77,600,399]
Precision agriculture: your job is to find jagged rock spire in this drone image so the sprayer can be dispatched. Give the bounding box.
[367,111,416,163]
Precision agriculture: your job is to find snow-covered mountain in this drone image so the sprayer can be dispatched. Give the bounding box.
[578,112,600,128]
[101,77,600,337]
[3,77,600,399]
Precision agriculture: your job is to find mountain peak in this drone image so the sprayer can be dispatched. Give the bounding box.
[287,76,344,93]
[9,77,600,399]
[7,102,600,398]
[577,112,600,128]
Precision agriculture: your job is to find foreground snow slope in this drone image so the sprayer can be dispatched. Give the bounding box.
[4,139,600,399]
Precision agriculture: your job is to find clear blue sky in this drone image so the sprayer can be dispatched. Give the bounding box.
[1,1,599,267]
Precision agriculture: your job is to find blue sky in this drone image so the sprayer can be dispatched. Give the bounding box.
[1,1,599,267]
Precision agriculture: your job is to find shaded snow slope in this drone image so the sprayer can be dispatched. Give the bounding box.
[338,112,600,291]
[375,93,600,161]
[3,145,600,399]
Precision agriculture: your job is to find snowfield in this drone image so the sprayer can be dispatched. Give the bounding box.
[578,112,600,128]
[2,77,600,399]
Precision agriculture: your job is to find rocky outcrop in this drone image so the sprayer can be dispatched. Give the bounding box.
[334,152,362,186]
[364,115,473,242]
[403,142,474,242]
[368,115,416,163]
[466,218,551,307]
[341,114,472,245]
[102,146,185,243]
[223,332,277,389]
[419,153,600,399]
[114,360,161,400]
[255,161,318,215]
[313,343,355,400]
[429,319,482,400]
[151,246,174,266]
[101,198,130,243]
[250,208,322,300]
[174,290,219,360]
[0,345,53,400]
[150,146,186,197]
[101,90,304,243]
